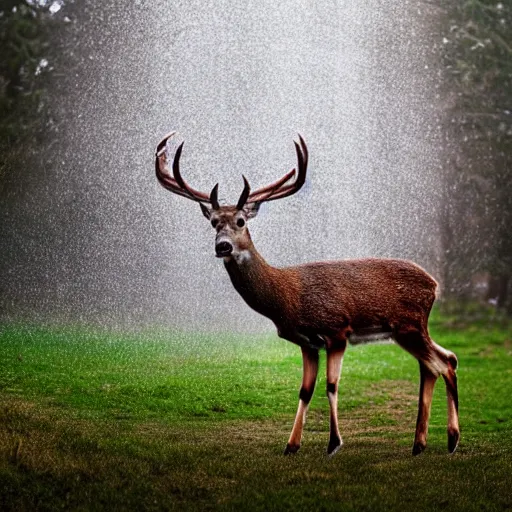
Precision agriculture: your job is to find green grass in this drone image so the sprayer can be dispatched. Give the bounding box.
[0,311,511,511]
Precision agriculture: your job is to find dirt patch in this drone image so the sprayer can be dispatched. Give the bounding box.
[479,339,512,357]
[365,379,417,420]
[204,379,419,450]
[0,379,420,482]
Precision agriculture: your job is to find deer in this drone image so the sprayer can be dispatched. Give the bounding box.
[154,131,460,457]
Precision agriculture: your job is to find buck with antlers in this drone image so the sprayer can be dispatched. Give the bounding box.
[155,132,460,456]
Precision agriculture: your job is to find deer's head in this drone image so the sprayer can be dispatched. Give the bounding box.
[155,132,308,261]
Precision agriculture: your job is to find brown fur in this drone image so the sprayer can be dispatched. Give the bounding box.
[224,232,436,345]
[155,133,459,454]
[217,210,459,456]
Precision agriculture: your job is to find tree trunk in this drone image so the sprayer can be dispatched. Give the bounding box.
[496,274,510,311]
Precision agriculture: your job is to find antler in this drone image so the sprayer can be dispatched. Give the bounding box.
[236,135,308,208]
[156,132,308,211]
[155,132,219,207]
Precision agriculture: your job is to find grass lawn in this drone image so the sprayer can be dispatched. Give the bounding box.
[0,310,511,510]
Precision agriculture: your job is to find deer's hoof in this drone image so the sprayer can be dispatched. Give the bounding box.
[327,437,343,457]
[284,443,300,455]
[448,429,460,454]
[412,441,426,456]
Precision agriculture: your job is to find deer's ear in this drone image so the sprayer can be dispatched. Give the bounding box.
[244,202,261,220]
[200,203,212,220]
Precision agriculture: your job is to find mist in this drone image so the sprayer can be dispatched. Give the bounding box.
[0,1,444,332]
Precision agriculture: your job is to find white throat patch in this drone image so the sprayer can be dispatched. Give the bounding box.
[234,250,252,264]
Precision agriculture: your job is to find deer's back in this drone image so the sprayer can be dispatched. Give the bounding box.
[282,258,438,331]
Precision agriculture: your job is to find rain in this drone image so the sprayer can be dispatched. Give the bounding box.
[0,1,447,332]
[1,2,512,510]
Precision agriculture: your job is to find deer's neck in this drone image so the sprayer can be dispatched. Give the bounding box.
[223,235,286,321]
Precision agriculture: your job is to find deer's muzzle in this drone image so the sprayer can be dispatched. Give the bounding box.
[215,240,233,258]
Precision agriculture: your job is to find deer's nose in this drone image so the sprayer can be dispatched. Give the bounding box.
[215,241,233,258]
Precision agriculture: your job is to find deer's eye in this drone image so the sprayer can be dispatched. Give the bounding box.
[236,218,245,228]
[211,219,219,228]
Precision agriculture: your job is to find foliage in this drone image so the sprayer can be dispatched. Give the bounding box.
[446,1,511,130]
[0,313,511,510]
[0,0,53,180]
[442,0,512,310]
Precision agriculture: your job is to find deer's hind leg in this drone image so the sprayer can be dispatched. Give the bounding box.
[442,351,460,453]
[394,325,459,455]
[412,361,437,455]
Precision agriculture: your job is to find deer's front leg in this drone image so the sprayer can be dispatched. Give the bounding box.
[326,341,347,456]
[284,346,319,455]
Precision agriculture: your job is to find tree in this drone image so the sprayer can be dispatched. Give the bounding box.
[0,0,53,183]
[442,0,512,312]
